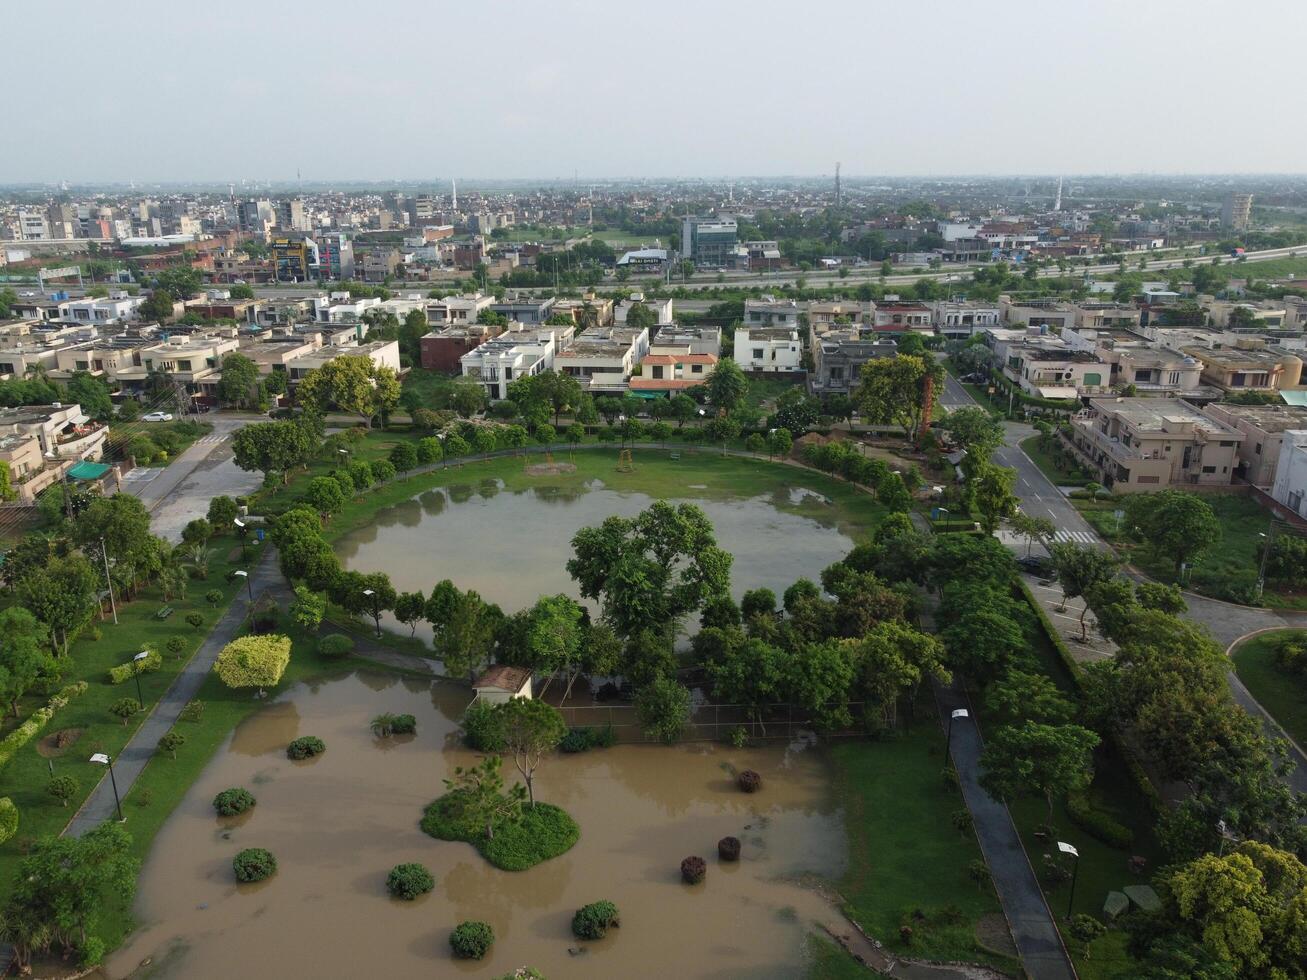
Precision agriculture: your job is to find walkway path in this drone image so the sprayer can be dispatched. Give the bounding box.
[64,547,283,837]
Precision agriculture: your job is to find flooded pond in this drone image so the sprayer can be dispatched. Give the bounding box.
[105,671,846,979]
[334,479,856,640]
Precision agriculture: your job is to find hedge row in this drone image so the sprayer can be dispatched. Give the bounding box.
[1065,787,1133,849]
[106,649,162,685]
[0,681,89,771]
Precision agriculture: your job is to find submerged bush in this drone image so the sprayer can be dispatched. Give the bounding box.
[718,836,741,861]
[317,634,354,659]
[213,787,256,816]
[680,855,707,884]
[386,862,435,900]
[233,847,277,882]
[571,900,621,940]
[450,920,494,959]
[371,713,418,737]
[737,769,761,793]
[460,700,505,751]
[287,735,326,760]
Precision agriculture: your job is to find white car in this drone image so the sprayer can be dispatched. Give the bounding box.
[141,412,174,422]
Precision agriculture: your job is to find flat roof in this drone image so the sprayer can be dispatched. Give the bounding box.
[1091,397,1242,437]
[1208,402,1307,432]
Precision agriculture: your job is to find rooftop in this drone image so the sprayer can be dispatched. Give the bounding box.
[1183,346,1283,368]
[1090,397,1242,437]
[1208,402,1307,433]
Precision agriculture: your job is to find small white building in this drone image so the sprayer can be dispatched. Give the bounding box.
[472,665,533,703]
[734,326,802,373]
[1271,430,1307,518]
[286,339,402,382]
[461,330,558,401]
[57,293,144,324]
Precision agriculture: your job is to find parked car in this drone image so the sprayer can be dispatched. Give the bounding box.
[1016,555,1054,577]
[142,411,174,422]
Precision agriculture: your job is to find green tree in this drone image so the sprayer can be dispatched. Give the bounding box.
[971,462,1019,534]
[703,358,749,413]
[213,635,292,695]
[492,697,567,806]
[289,584,326,631]
[635,676,691,743]
[449,377,487,418]
[1048,543,1122,640]
[706,637,785,732]
[1124,490,1221,575]
[19,555,98,656]
[442,755,525,841]
[65,372,113,420]
[985,668,1074,723]
[393,591,426,636]
[940,406,1005,471]
[669,393,698,428]
[207,495,239,530]
[155,265,202,299]
[217,352,260,408]
[0,608,51,717]
[854,354,943,442]
[428,583,500,681]
[306,476,347,522]
[297,356,401,428]
[767,426,793,458]
[138,288,175,321]
[232,419,318,485]
[1011,512,1056,557]
[979,721,1101,822]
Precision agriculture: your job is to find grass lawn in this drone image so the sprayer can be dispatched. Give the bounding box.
[0,532,250,906]
[420,792,579,871]
[1223,255,1307,280]
[111,418,214,466]
[827,695,1018,974]
[401,366,459,411]
[1231,629,1307,749]
[1073,491,1301,608]
[744,375,805,412]
[1019,435,1093,487]
[806,933,888,979]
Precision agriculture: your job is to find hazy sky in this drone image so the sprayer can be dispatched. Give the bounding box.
[11,0,1307,183]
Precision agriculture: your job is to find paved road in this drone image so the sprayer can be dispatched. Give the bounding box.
[934,678,1076,980]
[64,547,282,837]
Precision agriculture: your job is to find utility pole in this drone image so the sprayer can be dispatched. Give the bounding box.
[100,536,118,625]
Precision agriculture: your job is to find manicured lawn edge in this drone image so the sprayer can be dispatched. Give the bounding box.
[420,793,579,871]
[1230,628,1307,752]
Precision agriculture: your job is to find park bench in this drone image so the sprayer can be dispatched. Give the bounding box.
[156,606,174,620]
[669,453,680,460]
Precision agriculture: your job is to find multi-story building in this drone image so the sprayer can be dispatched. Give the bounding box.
[1067,397,1242,490]
[629,349,718,395]
[743,297,800,327]
[426,293,496,326]
[1001,341,1113,398]
[128,334,242,395]
[276,199,308,232]
[734,326,802,374]
[554,326,650,393]
[551,296,614,327]
[420,323,505,373]
[648,325,721,358]
[272,237,316,282]
[1270,430,1307,518]
[810,330,897,397]
[57,293,145,324]
[490,297,556,325]
[1181,344,1285,394]
[17,210,50,241]
[615,296,674,326]
[1000,296,1077,331]
[808,301,868,331]
[871,302,932,335]
[1200,403,1307,487]
[0,402,107,466]
[933,301,1001,340]
[0,431,62,502]
[460,329,559,401]
[1074,303,1141,331]
[681,216,738,268]
[286,340,402,383]
[314,233,355,280]
[361,248,401,283]
[1222,192,1253,231]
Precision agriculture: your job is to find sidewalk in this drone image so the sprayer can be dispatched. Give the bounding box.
[64,547,282,837]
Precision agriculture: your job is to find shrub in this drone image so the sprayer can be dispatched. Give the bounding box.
[680,855,706,884]
[461,700,506,751]
[371,713,417,737]
[180,699,205,723]
[951,809,974,835]
[450,920,494,960]
[79,936,105,968]
[0,684,85,771]
[107,650,162,684]
[213,787,256,816]
[205,588,224,607]
[572,900,621,940]
[386,862,435,900]
[390,442,419,471]
[158,731,186,758]
[318,633,354,659]
[371,459,396,483]
[85,626,102,642]
[737,769,761,793]
[186,611,204,630]
[1273,634,1307,677]
[1065,788,1133,849]
[233,847,277,882]
[46,774,78,807]
[165,636,186,657]
[0,798,17,844]
[718,836,741,861]
[559,727,594,753]
[287,735,326,760]
[1068,913,1105,945]
[110,697,141,725]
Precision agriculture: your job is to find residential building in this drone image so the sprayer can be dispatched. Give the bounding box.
[314,233,355,280]
[286,340,402,382]
[1201,403,1307,487]
[276,199,308,232]
[361,248,401,283]
[734,326,802,373]
[1110,347,1214,400]
[17,210,50,241]
[1002,341,1113,398]
[127,334,241,395]
[1222,192,1253,232]
[490,297,556,325]
[1074,303,1141,331]
[681,216,738,268]
[255,296,319,327]
[237,199,275,235]
[0,431,62,502]
[810,330,897,397]
[554,326,650,392]
[808,301,868,331]
[185,296,259,323]
[1182,344,1285,394]
[420,323,505,372]
[551,296,614,327]
[1208,300,1286,329]
[738,240,781,271]
[426,293,496,326]
[51,337,155,380]
[1067,397,1242,490]
[743,297,800,327]
[648,325,721,358]
[871,302,932,335]
[1270,430,1307,518]
[460,330,559,401]
[615,296,674,326]
[933,301,1001,340]
[240,338,322,379]
[1000,296,1077,330]
[57,293,144,324]
[629,349,718,395]
[0,402,107,465]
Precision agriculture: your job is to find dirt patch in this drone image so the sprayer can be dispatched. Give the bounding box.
[36,727,84,758]
[524,461,577,476]
[974,912,1018,958]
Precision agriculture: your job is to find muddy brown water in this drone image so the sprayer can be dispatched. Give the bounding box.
[334,481,856,641]
[103,671,847,979]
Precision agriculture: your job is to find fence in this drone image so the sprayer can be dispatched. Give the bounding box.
[555,700,873,744]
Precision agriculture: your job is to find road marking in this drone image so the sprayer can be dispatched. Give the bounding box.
[1052,530,1097,544]
[123,468,163,483]
[196,434,228,444]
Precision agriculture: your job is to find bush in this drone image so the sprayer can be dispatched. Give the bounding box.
[213,787,256,816]
[371,459,396,482]
[79,936,105,968]
[0,798,17,844]
[718,836,741,861]
[450,920,494,960]
[186,611,204,630]
[180,699,204,723]
[386,862,435,900]
[46,774,78,807]
[390,442,419,471]
[680,855,707,884]
[371,713,417,736]
[737,769,761,793]
[461,700,506,751]
[1065,788,1133,849]
[560,727,596,753]
[422,794,578,871]
[1068,913,1106,945]
[205,588,224,607]
[287,735,326,760]
[572,900,621,940]
[233,847,277,882]
[110,697,141,725]
[1273,634,1307,677]
[165,636,186,657]
[107,650,162,685]
[317,633,354,659]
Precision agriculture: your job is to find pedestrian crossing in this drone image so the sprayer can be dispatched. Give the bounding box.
[1052,529,1097,544]
[196,434,228,445]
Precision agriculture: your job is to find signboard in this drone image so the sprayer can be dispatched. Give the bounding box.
[41,265,81,279]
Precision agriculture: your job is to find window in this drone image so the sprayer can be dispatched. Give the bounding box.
[752,348,764,360]
[1202,465,1216,473]
[691,364,703,374]
[1137,475,1160,484]
[1255,442,1262,454]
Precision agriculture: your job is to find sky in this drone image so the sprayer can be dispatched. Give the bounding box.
[9,0,1307,183]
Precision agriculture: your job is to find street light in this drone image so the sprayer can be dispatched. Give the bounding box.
[131,650,149,708]
[1057,841,1080,916]
[90,753,124,822]
[233,569,252,601]
[438,431,447,469]
[363,587,381,638]
[946,707,968,759]
[1255,523,1276,601]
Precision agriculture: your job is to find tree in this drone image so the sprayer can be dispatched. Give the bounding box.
[986,669,1074,723]
[109,697,140,725]
[707,637,785,732]
[449,377,487,418]
[1048,543,1122,640]
[971,462,1019,534]
[213,635,291,695]
[941,601,1025,685]
[72,493,156,582]
[625,301,657,332]
[492,697,567,807]
[217,352,260,408]
[854,354,943,441]
[0,608,51,717]
[767,426,793,459]
[65,372,113,421]
[19,555,98,656]
[297,356,401,428]
[158,730,185,759]
[393,591,426,636]
[669,394,698,428]
[703,358,749,413]
[979,721,1100,822]
[442,755,526,841]
[139,288,175,322]
[771,387,818,433]
[1125,490,1221,575]
[306,476,347,522]
[511,594,585,694]
[1011,512,1056,556]
[156,265,202,299]
[46,775,78,807]
[428,582,500,681]
[940,406,1005,471]
[232,419,317,485]
[635,676,691,743]
[289,584,326,631]
[567,502,732,639]
[1,822,137,968]
[207,495,239,530]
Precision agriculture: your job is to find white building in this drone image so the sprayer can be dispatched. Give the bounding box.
[460,330,558,401]
[57,293,145,324]
[615,295,674,326]
[553,326,650,393]
[933,301,1002,340]
[426,293,496,325]
[287,340,402,382]
[734,326,802,374]
[1271,430,1307,518]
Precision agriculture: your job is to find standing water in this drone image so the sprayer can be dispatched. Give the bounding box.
[104,671,846,979]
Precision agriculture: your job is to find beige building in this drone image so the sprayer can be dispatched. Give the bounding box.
[1182,344,1285,394]
[286,339,402,382]
[0,402,108,466]
[1200,402,1307,487]
[1067,397,1242,490]
[0,431,61,502]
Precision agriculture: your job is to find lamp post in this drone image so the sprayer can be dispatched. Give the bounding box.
[131,650,149,708]
[438,431,447,469]
[90,753,124,822]
[363,587,380,638]
[1255,522,1277,601]
[233,569,252,601]
[1057,841,1080,917]
[946,707,968,759]
[617,414,627,452]
[234,516,249,560]
[99,537,117,625]
[767,427,777,461]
